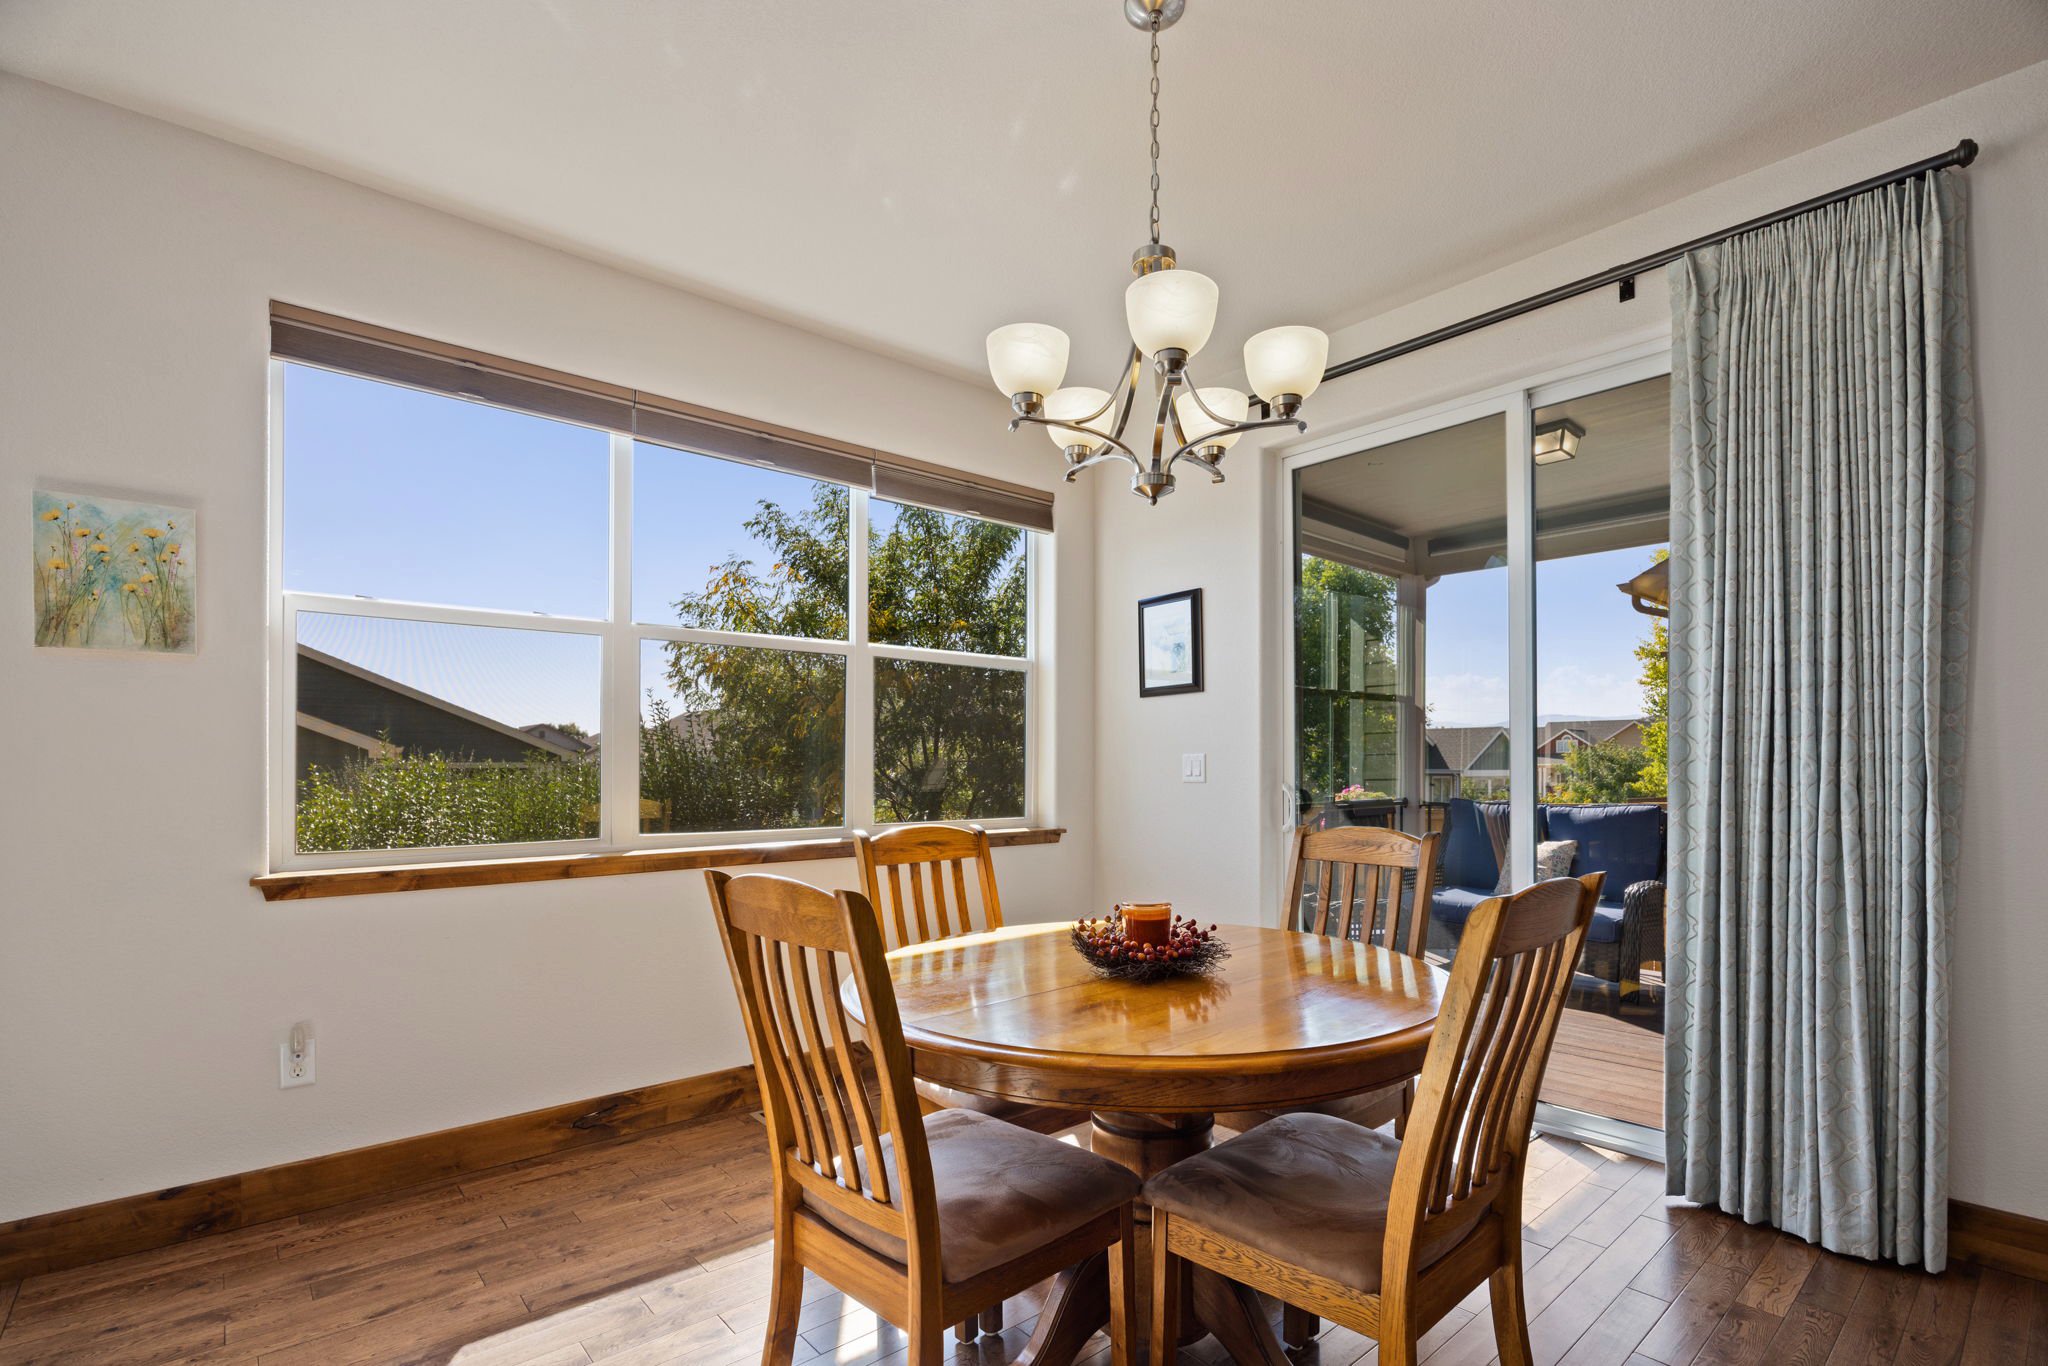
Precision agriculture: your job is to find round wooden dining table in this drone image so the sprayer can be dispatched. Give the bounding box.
[841,919,1448,1365]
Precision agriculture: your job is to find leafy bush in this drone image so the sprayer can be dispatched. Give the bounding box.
[297,751,598,852]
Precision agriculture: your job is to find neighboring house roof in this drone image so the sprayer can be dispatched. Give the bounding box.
[520,723,596,755]
[1426,726,1504,773]
[295,645,585,764]
[1429,717,1649,772]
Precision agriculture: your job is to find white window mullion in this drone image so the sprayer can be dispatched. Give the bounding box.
[267,360,296,869]
[1505,393,1538,889]
[845,488,876,830]
[603,431,639,847]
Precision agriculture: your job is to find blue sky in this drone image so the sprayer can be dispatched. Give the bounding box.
[288,366,930,733]
[1424,544,1667,726]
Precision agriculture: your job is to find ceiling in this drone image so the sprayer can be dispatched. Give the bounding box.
[4,1,2042,385]
[1300,376,1672,569]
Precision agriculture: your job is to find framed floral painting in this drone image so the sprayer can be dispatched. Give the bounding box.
[33,491,196,653]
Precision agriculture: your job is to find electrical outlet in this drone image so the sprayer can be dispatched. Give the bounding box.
[1181,752,1207,783]
[279,1021,315,1089]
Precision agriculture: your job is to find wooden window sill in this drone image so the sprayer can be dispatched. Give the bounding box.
[251,827,1065,902]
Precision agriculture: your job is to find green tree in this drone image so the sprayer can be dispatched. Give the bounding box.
[1549,739,1654,803]
[1295,555,1399,803]
[662,485,1028,825]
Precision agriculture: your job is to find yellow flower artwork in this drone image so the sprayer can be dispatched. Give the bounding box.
[33,490,196,652]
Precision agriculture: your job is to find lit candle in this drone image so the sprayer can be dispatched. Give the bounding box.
[1120,902,1172,947]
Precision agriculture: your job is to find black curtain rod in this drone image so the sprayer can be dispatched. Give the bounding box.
[1322,137,1978,384]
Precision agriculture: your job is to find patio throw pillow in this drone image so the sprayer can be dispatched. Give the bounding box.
[1494,839,1578,895]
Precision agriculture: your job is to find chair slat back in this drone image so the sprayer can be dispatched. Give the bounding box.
[707,871,938,1262]
[1387,873,1601,1270]
[1284,825,1442,955]
[854,824,1005,950]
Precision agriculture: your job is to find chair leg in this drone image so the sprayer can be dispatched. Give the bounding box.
[1490,1248,1534,1366]
[909,1326,947,1365]
[952,1314,977,1342]
[1108,1207,1136,1366]
[760,1223,804,1366]
[1380,1331,1421,1366]
[1152,1209,1182,1366]
[1283,1303,1320,1347]
[982,1299,1003,1331]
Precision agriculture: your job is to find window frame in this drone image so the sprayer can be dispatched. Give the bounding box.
[266,360,1040,874]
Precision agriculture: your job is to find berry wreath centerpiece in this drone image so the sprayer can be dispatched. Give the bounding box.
[1070,910,1230,983]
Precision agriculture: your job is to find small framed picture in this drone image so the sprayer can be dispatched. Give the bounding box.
[1137,588,1203,697]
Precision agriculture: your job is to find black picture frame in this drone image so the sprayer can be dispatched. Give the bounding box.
[1137,588,1204,697]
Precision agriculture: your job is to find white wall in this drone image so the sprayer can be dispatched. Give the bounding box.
[1093,59,2048,1219]
[0,74,1095,1224]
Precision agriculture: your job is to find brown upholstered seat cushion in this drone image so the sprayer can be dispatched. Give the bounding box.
[1143,1111,1421,1294]
[914,1078,1080,1135]
[809,1108,1140,1284]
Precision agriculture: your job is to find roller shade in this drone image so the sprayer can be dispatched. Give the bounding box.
[270,304,1054,531]
[872,460,1055,534]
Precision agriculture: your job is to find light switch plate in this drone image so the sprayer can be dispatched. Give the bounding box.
[1181,752,1207,783]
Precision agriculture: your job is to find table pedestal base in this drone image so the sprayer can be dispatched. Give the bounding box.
[1012,1110,1296,1365]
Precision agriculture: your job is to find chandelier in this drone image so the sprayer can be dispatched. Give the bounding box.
[985,0,1329,503]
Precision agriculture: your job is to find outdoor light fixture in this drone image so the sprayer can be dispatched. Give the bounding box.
[985,0,1328,504]
[1532,418,1585,465]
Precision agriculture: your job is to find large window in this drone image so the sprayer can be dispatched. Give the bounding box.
[272,356,1040,866]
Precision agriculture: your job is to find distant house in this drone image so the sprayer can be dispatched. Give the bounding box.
[1426,726,1510,799]
[295,645,586,776]
[519,723,596,756]
[1425,717,1646,800]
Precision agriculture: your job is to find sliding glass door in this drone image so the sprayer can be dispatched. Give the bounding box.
[1288,360,1672,1154]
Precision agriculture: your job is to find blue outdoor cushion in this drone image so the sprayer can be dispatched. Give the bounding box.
[1434,887,1625,944]
[1438,798,1501,892]
[1542,803,1665,897]
[1429,885,1490,936]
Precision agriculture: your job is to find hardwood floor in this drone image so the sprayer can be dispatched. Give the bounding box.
[1540,1008,1665,1130]
[0,1109,2035,1366]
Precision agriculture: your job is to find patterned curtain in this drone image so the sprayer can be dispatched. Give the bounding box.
[1665,171,1975,1270]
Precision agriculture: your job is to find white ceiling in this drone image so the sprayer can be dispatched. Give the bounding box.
[4,1,2042,385]
[1301,376,1673,564]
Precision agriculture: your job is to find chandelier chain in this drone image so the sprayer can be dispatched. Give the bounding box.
[1147,15,1162,244]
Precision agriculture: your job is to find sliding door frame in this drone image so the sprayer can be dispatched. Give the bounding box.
[1274,334,1672,1156]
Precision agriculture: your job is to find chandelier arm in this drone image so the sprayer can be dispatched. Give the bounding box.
[1006,411,1141,463]
[1068,366,1127,429]
[1062,447,1143,482]
[1181,381,1251,429]
[1107,345,1145,443]
[1165,414,1311,468]
[1148,369,1177,465]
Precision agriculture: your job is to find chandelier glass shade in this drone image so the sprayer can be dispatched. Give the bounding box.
[985,0,1328,502]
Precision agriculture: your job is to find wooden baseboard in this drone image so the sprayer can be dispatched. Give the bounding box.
[0,1064,759,1284]
[1951,1199,2048,1282]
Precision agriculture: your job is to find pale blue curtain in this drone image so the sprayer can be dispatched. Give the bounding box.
[1665,171,1975,1270]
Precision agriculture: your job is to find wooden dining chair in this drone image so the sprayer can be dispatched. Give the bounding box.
[707,870,1140,1366]
[1146,872,1603,1366]
[1219,824,1442,1138]
[853,825,1073,1130]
